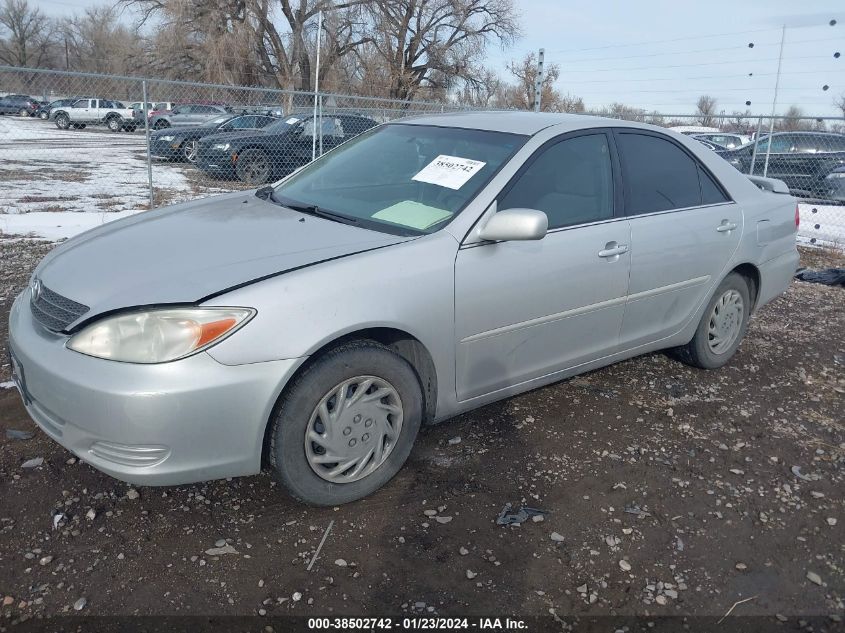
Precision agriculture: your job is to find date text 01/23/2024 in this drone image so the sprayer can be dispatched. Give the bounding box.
[307,617,528,630]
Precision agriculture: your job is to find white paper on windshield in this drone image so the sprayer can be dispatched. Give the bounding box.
[285,117,301,124]
[412,155,486,190]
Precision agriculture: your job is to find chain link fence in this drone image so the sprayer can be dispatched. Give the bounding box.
[1,65,843,249]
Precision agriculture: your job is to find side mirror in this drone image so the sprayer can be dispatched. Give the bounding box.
[478,208,548,242]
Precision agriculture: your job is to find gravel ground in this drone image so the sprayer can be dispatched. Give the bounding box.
[0,238,842,626]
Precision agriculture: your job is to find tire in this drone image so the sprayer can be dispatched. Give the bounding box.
[153,119,169,130]
[55,113,70,130]
[674,272,751,369]
[268,340,423,506]
[39,111,48,120]
[183,139,199,163]
[18,108,29,117]
[107,117,121,132]
[236,148,272,185]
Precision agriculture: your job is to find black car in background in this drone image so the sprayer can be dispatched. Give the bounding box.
[149,113,279,162]
[717,131,845,199]
[196,113,377,185]
[0,94,39,116]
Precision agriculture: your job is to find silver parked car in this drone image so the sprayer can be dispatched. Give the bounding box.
[8,112,799,505]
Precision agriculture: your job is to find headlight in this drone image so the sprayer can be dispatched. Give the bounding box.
[67,307,255,363]
[213,142,231,150]
[159,135,175,141]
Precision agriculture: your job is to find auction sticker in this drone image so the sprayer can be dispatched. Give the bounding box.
[412,155,486,190]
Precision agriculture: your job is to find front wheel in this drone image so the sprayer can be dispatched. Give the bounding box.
[18,108,29,117]
[107,117,121,132]
[183,139,198,163]
[55,113,70,129]
[38,111,48,120]
[673,273,751,369]
[268,340,423,505]
[153,119,169,130]
[235,148,272,185]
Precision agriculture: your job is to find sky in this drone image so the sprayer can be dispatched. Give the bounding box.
[486,0,844,117]
[30,0,845,117]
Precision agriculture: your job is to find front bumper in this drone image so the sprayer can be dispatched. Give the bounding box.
[197,147,236,177]
[8,293,301,486]
[149,138,183,160]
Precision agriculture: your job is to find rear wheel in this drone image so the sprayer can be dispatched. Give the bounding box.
[18,108,29,117]
[236,148,272,185]
[674,273,751,369]
[153,119,169,130]
[38,111,48,120]
[183,139,199,163]
[55,113,70,129]
[268,340,423,506]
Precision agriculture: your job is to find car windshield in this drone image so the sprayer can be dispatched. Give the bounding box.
[272,123,527,236]
[263,116,304,133]
[204,115,231,127]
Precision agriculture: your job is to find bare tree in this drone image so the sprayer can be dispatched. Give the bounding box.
[58,6,144,75]
[695,94,718,126]
[0,0,55,67]
[500,52,583,113]
[834,93,845,118]
[365,0,519,101]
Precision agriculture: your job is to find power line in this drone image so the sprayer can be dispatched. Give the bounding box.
[557,54,837,74]
[544,27,781,54]
[552,36,844,64]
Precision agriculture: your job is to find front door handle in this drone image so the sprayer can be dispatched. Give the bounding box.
[716,220,738,233]
[598,241,629,258]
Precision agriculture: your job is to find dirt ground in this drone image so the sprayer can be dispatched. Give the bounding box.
[0,239,842,627]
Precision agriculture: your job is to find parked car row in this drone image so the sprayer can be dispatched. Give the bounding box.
[152,111,378,185]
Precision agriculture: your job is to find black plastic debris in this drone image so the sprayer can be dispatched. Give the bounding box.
[495,503,548,526]
[795,268,845,287]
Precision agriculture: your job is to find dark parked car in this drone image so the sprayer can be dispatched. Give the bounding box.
[717,131,845,199]
[149,114,279,163]
[825,165,845,202]
[0,94,39,116]
[196,114,377,185]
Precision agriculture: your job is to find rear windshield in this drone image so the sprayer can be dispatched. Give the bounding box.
[273,124,527,235]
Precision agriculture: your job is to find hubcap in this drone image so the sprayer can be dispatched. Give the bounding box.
[184,141,198,162]
[243,156,269,184]
[304,375,403,484]
[708,289,744,354]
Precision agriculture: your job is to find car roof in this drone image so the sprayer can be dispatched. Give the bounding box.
[396,110,651,136]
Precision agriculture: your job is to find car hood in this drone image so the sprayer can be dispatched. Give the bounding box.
[34,191,413,326]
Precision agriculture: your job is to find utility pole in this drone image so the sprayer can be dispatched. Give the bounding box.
[311,9,323,162]
[762,25,785,177]
[533,48,544,112]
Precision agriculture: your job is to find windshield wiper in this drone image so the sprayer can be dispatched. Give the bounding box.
[279,200,358,225]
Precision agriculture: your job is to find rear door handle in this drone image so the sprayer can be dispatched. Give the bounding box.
[598,242,629,258]
[717,220,738,233]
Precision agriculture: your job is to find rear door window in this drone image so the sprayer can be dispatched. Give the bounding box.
[616,132,701,214]
[616,131,729,213]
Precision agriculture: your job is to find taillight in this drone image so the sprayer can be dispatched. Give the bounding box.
[795,204,800,230]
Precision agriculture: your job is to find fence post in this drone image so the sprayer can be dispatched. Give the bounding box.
[749,116,763,175]
[142,79,154,210]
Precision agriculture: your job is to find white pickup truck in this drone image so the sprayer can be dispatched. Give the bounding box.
[52,98,138,132]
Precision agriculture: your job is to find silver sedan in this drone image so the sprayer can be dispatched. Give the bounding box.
[8,112,799,505]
